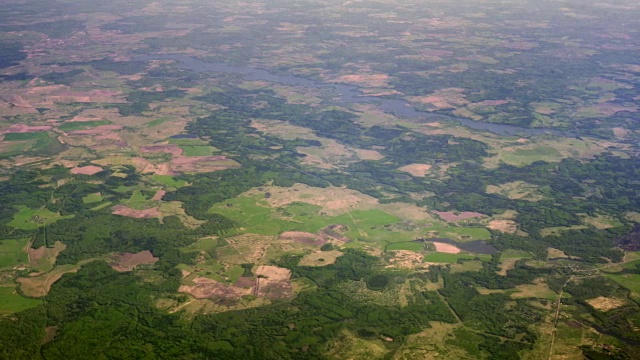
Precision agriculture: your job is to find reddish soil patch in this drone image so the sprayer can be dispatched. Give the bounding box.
[130,157,177,176]
[433,211,486,222]
[140,144,184,157]
[279,225,350,247]
[111,204,161,218]
[398,163,432,177]
[612,127,629,138]
[279,231,324,246]
[69,125,122,135]
[28,246,47,264]
[151,189,166,201]
[255,266,291,281]
[471,100,509,107]
[235,277,256,289]
[70,165,104,175]
[320,225,351,243]
[411,88,468,110]
[110,250,159,272]
[254,266,294,300]
[333,74,391,88]
[1,124,52,134]
[487,219,518,234]
[170,155,233,173]
[387,250,424,268]
[42,326,57,345]
[432,242,461,254]
[586,296,626,312]
[28,242,66,269]
[179,277,252,300]
[43,89,125,104]
[593,103,637,116]
[5,95,36,109]
[564,321,583,329]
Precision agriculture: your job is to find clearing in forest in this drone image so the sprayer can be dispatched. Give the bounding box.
[17,265,80,297]
[487,219,518,233]
[432,242,461,254]
[485,181,544,201]
[585,296,626,312]
[397,163,432,177]
[298,250,344,266]
[28,241,66,273]
[110,250,159,272]
[70,165,104,175]
[433,211,486,222]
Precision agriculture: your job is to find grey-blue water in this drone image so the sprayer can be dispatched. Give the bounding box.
[135,54,574,138]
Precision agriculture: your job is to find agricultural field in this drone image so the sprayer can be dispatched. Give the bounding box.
[0,0,639,358]
[7,206,74,230]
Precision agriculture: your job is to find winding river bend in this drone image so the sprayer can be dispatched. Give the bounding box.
[135,54,574,137]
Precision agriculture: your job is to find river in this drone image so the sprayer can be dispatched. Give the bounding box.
[135,54,574,137]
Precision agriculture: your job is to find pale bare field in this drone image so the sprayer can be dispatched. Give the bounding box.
[70,165,104,175]
[28,241,66,273]
[386,250,425,269]
[110,250,159,272]
[18,265,79,297]
[112,204,162,218]
[433,211,486,222]
[586,296,626,312]
[398,163,432,177]
[511,278,557,299]
[432,242,461,254]
[487,219,518,234]
[298,250,344,266]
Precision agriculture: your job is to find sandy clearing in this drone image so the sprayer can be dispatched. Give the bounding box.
[18,266,79,297]
[433,211,486,222]
[111,204,161,218]
[254,266,294,299]
[4,95,36,109]
[332,74,391,88]
[586,296,626,312]
[179,277,252,299]
[69,124,123,135]
[354,148,385,160]
[222,234,272,264]
[110,250,159,272]
[279,231,321,245]
[135,158,178,175]
[386,250,424,268]
[497,258,520,276]
[612,127,629,138]
[140,144,184,157]
[432,242,461,254]
[409,88,468,110]
[470,99,509,107]
[255,266,291,281]
[298,250,344,266]
[487,219,518,233]
[170,155,237,173]
[28,246,48,265]
[398,163,432,177]
[547,247,570,259]
[2,124,53,134]
[250,183,378,216]
[70,165,104,175]
[151,189,166,201]
[511,279,556,299]
[28,242,66,269]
